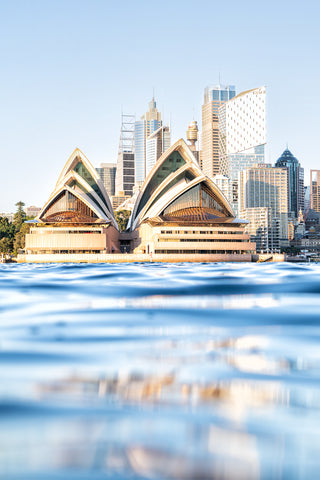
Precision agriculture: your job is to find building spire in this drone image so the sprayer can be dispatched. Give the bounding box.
[149,92,156,110]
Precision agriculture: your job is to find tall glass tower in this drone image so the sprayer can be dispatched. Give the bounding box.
[134,98,162,184]
[146,125,171,176]
[96,163,116,197]
[275,148,304,218]
[239,164,289,252]
[311,170,320,212]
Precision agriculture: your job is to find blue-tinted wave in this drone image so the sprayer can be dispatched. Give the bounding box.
[1,262,320,479]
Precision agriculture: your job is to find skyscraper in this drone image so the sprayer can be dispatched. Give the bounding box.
[115,114,135,196]
[201,84,236,178]
[304,185,311,212]
[239,164,288,251]
[219,86,266,214]
[311,170,320,212]
[115,153,135,196]
[275,149,304,218]
[135,98,163,184]
[96,163,116,197]
[146,125,171,176]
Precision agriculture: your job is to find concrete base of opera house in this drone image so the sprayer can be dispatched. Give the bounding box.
[17,253,285,263]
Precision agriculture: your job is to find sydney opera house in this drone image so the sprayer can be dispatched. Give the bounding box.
[23,140,255,262]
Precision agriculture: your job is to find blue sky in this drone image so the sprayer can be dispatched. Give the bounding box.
[1,0,319,211]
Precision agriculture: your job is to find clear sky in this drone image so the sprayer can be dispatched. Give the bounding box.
[1,0,319,212]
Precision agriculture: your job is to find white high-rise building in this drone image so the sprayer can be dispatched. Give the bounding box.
[146,125,171,176]
[219,86,266,214]
[201,85,236,178]
[134,98,163,184]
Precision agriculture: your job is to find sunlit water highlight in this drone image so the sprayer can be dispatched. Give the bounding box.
[1,262,320,479]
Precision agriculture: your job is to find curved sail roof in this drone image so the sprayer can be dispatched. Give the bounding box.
[37,148,118,229]
[128,139,234,230]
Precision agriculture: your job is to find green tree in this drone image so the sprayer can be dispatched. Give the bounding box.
[0,216,15,240]
[0,237,13,254]
[115,210,131,232]
[13,222,31,254]
[13,201,26,230]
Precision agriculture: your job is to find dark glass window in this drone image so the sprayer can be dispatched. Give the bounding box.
[162,182,230,219]
[67,179,101,208]
[41,190,98,223]
[221,91,228,101]
[144,170,197,218]
[73,158,106,205]
[164,184,201,215]
[211,90,220,101]
[135,151,186,217]
[201,183,226,213]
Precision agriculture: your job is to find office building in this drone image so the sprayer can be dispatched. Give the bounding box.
[275,148,304,218]
[115,113,135,196]
[219,86,266,214]
[201,84,236,178]
[111,191,131,210]
[239,164,288,251]
[96,163,116,197]
[240,207,269,252]
[146,125,171,176]
[311,170,320,212]
[304,185,311,212]
[115,153,135,196]
[25,206,41,218]
[135,98,163,184]
[0,212,14,223]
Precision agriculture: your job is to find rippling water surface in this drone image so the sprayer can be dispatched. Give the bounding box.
[1,262,320,479]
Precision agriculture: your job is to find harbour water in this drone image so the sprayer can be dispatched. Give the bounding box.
[1,262,320,479]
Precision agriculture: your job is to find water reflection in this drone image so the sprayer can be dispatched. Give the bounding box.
[1,263,320,479]
[36,370,286,412]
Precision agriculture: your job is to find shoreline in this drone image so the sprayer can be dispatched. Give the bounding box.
[16,253,286,263]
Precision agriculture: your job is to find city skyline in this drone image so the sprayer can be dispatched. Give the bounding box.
[1,0,319,211]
